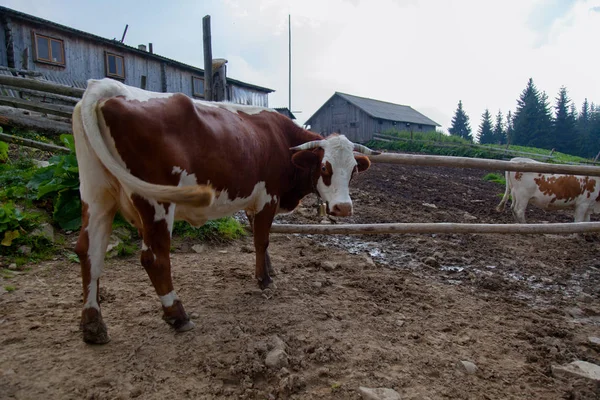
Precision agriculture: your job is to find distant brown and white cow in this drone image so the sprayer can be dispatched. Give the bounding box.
[73,78,378,344]
[496,157,600,223]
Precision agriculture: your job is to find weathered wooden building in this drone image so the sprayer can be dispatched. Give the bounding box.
[0,6,273,105]
[305,92,440,143]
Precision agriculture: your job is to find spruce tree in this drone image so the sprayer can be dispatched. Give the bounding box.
[506,111,514,146]
[448,100,473,141]
[552,86,576,154]
[477,109,494,144]
[492,110,505,144]
[576,99,593,157]
[512,78,553,148]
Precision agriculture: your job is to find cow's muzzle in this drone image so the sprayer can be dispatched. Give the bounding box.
[329,202,353,217]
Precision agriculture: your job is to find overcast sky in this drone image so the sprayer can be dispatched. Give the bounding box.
[5,0,599,133]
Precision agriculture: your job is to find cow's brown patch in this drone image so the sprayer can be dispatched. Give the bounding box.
[515,172,523,180]
[74,202,92,304]
[579,176,596,198]
[321,161,333,186]
[534,175,582,203]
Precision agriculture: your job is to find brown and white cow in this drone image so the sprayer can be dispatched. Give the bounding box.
[73,78,378,344]
[496,157,600,223]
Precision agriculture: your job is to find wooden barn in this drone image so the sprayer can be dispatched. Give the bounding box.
[305,92,440,143]
[0,6,272,105]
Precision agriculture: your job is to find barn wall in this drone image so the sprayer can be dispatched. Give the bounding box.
[3,16,269,105]
[308,94,437,142]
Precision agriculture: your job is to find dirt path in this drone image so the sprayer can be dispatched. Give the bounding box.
[1,162,600,399]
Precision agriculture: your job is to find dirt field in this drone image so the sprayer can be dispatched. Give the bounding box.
[1,161,600,399]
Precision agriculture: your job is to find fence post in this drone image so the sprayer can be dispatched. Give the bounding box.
[202,15,213,102]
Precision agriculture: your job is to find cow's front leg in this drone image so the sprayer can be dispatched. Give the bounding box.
[252,204,277,289]
[246,210,275,276]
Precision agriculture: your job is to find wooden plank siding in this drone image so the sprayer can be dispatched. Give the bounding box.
[0,8,271,106]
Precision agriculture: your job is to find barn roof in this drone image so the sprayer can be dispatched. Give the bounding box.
[0,6,273,94]
[306,92,440,127]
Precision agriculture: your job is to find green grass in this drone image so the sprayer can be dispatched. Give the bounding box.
[482,173,506,185]
[173,217,247,243]
[4,285,16,292]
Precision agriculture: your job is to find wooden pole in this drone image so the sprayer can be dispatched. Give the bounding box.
[0,132,70,153]
[270,222,600,235]
[0,75,84,98]
[202,15,213,102]
[370,153,600,176]
[0,95,73,118]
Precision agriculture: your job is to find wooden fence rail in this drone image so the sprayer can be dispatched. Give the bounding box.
[370,153,600,176]
[270,222,600,235]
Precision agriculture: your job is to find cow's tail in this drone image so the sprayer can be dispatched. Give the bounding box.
[77,79,214,207]
[496,171,511,212]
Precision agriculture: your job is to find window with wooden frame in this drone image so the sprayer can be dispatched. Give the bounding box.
[192,76,204,97]
[105,52,125,79]
[33,32,65,66]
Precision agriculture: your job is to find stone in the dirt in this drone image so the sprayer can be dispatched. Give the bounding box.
[457,360,478,374]
[321,261,339,272]
[463,212,477,221]
[362,256,375,267]
[313,281,323,288]
[358,386,402,400]
[191,244,205,254]
[265,348,288,369]
[218,250,228,254]
[552,360,600,382]
[422,202,437,209]
[31,223,55,243]
[240,245,254,253]
[18,245,31,256]
[588,336,600,347]
[433,252,444,260]
[8,263,17,270]
[423,257,439,268]
[270,335,286,351]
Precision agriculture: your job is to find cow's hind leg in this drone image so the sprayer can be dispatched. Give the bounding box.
[133,195,193,332]
[511,198,527,224]
[75,197,117,344]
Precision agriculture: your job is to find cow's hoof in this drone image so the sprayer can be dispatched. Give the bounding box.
[175,320,196,333]
[258,278,276,291]
[81,320,110,345]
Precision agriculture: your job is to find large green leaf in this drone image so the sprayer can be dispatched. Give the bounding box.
[53,190,82,230]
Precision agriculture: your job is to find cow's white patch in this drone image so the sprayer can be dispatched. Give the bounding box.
[315,135,356,212]
[159,291,179,308]
[174,181,277,224]
[141,242,149,251]
[190,98,276,116]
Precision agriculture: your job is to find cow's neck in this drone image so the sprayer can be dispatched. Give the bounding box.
[279,125,324,212]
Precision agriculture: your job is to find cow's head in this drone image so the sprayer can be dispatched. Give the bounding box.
[290,135,379,216]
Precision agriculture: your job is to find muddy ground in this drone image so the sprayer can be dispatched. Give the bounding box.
[1,161,600,399]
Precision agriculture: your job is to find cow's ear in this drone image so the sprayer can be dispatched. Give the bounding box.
[292,150,319,169]
[355,155,371,172]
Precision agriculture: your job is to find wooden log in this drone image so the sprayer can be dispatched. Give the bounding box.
[0,75,85,98]
[370,153,600,176]
[0,95,73,118]
[0,132,69,153]
[0,106,72,136]
[202,15,213,101]
[0,66,43,77]
[270,222,600,235]
[7,87,80,104]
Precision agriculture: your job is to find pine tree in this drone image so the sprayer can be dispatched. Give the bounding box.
[492,110,505,144]
[552,86,576,154]
[512,78,553,148]
[506,111,514,146]
[576,99,593,157]
[448,100,473,141]
[477,109,494,144]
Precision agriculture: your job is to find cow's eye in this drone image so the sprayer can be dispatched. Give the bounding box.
[321,165,327,173]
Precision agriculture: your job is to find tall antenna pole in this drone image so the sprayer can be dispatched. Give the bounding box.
[288,14,291,112]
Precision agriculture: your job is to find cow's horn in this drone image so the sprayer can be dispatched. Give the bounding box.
[290,140,325,151]
[353,143,381,156]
